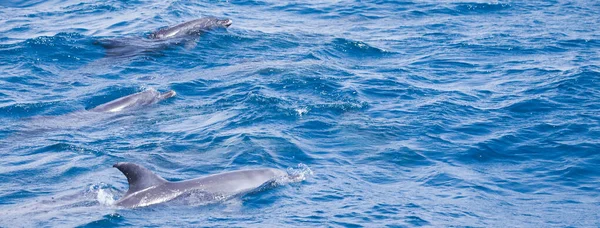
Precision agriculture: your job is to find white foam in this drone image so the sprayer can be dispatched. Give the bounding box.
[91,183,116,206]
[295,107,309,116]
[281,163,314,183]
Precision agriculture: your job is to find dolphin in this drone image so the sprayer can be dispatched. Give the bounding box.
[97,16,232,57]
[112,162,287,208]
[149,16,233,40]
[91,88,176,113]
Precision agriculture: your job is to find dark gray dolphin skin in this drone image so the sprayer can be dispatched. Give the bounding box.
[91,88,176,113]
[149,16,233,40]
[112,162,287,208]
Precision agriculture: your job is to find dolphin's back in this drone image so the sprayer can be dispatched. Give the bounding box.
[151,17,231,40]
[90,89,175,113]
[173,168,287,195]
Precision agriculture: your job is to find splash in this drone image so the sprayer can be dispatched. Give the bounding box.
[89,183,116,206]
[282,163,314,183]
[97,188,116,206]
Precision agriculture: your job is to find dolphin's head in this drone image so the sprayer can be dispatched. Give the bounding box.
[199,16,232,29]
[149,17,233,40]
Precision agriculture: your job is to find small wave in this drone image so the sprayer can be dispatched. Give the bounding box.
[0,0,45,8]
[31,142,76,154]
[454,2,512,14]
[0,100,60,118]
[326,38,392,59]
[362,148,433,170]
[61,2,119,14]
[504,98,560,114]
[12,32,104,64]
[308,101,368,114]
[242,89,365,118]
[26,32,86,46]
[557,38,600,48]
[270,2,328,15]
[459,140,525,164]
[411,59,478,69]
[78,213,124,227]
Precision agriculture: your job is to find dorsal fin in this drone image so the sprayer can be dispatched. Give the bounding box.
[113,162,168,196]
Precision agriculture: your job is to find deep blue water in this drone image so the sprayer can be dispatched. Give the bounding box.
[1,0,600,226]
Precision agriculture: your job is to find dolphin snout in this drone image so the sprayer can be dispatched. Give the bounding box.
[160,90,176,99]
[222,19,233,27]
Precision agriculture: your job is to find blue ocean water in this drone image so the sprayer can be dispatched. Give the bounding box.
[1,0,599,226]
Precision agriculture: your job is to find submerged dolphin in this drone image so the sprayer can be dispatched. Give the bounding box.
[91,88,176,113]
[112,162,287,208]
[98,16,232,57]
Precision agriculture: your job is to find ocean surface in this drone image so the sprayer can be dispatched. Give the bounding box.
[1,0,599,227]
